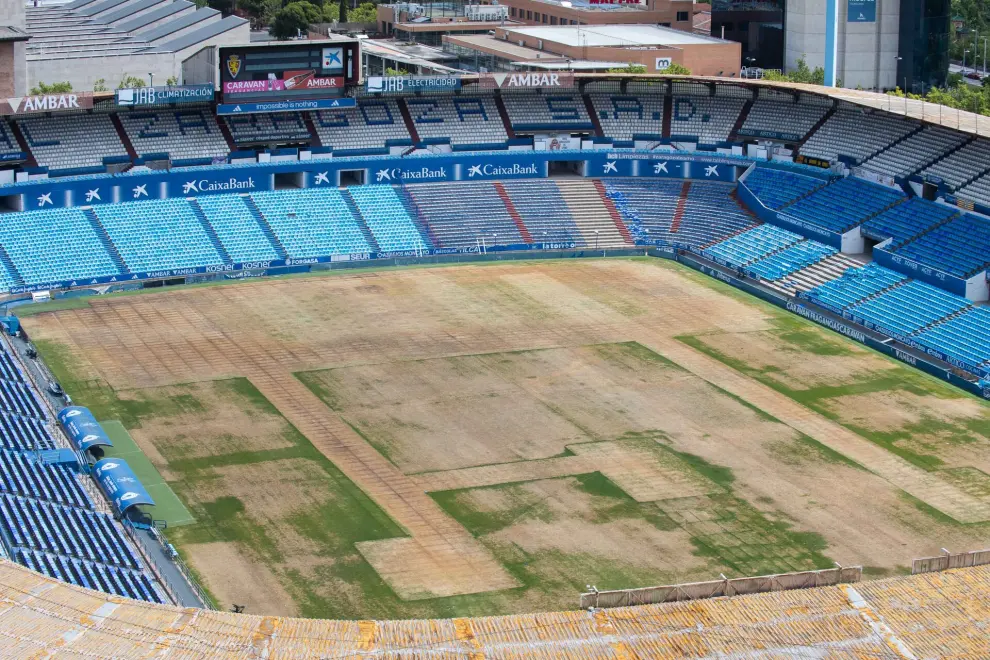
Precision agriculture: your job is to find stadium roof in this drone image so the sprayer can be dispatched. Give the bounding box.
[509,24,728,47]
[0,26,29,42]
[1,559,988,657]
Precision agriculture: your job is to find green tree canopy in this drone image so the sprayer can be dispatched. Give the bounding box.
[30,81,72,95]
[269,3,311,39]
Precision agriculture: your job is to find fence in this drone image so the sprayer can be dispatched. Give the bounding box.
[148,525,218,610]
[579,566,862,609]
[912,549,990,575]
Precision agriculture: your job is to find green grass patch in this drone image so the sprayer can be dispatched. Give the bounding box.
[99,420,196,527]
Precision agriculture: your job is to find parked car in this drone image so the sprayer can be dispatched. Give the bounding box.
[966,72,983,80]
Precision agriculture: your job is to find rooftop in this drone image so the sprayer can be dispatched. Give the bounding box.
[525,0,654,12]
[1,558,989,657]
[0,26,30,42]
[507,24,730,47]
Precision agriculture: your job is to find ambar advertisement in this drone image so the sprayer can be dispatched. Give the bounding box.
[219,42,359,103]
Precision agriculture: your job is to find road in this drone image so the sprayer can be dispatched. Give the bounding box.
[949,63,986,86]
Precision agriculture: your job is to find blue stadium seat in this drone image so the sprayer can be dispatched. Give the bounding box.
[407,182,522,249]
[847,279,972,338]
[892,213,990,278]
[195,195,281,263]
[803,263,907,312]
[0,208,120,287]
[743,168,825,210]
[17,549,164,603]
[745,240,837,281]
[703,224,804,268]
[783,177,905,234]
[915,306,990,374]
[346,186,429,253]
[860,198,959,248]
[501,180,583,246]
[250,189,371,258]
[93,199,225,273]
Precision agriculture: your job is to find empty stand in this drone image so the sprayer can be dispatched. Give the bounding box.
[739,98,831,141]
[249,189,371,258]
[803,263,907,312]
[957,169,990,207]
[0,208,120,287]
[860,198,958,247]
[16,112,127,172]
[194,195,282,263]
[847,278,972,338]
[118,106,228,163]
[501,92,594,132]
[783,177,905,234]
[346,186,430,253]
[860,126,967,179]
[554,180,631,248]
[800,109,917,163]
[0,450,90,509]
[406,182,522,249]
[923,139,990,190]
[892,214,990,277]
[669,96,746,144]
[703,224,804,267]
[0,120,26,162]
[763,252,863,297]
[745,240,837,281]
[0,413,54,452]
[743,168,825,209]
[404,96,508,147]
[225,113,310,145]
[916,307,990,373]
[93,198,225,272]
[500,180,582,245]
[313,99,412,154]
[589,93,665,142]
[17,549,164,603]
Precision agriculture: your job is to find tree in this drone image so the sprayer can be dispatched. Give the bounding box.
[117,74,147,89]
[607,63,647,74]
[663,62,692,75]
[29,81,72,95]
[284,1,322,23]
[350,2,376,22]
[338,0,347,23]
[269,3,310,39]
[93,79,108,92]
[385,67,409,76]
[322,2,338,21]
[166,75,179,86]
[763,57,825,85]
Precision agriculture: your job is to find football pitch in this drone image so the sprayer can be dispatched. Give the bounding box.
[24,258,990,620]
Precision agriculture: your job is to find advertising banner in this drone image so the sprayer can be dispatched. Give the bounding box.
[848,0,876,22]
[479,72,575,89]
[216,97,356,115]
[365,75,462,94]
[115,84,214,107]
[93,458,155,513]
[0,93,93,116]
[57,407,113,452]
[220,42,358,103]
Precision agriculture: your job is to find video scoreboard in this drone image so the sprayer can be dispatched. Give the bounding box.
[219,40,360,104]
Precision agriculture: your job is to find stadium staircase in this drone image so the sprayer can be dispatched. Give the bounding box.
[727,100,754,142]
[797,104,837,147]
[775,179,832,211]
[188,199,233,264]
[109,114,138,161]
[0,246,24,289]
[493,96,517,139]
[670,182,691,233]
[493,182,533,243]
[7,121,36,168]
[341,190,382,253]
[763,252,862,297]
[82,209,129,274]
[242,195,289,259]
[395,185,439,248]
[217,118,237,152]
[662,96,673,138]
[396,99,421,144]
[303,113,323,148]
[861,124,926,165]
[581,94,605,138]
[554,179,630,247]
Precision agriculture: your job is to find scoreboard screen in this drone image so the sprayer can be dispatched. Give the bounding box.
[219,41,360,103]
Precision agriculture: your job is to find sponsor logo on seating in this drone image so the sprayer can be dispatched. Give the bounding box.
[466,163,540,177]
[376,167,447,182]
[182,177,256,194]
[480,72,574,89]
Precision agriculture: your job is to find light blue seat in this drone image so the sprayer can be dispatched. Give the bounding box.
[250,189,371,258]
[347,186,429,252]
[195,195,280,263]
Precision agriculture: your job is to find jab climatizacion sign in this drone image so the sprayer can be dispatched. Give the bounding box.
[115,84,214,107]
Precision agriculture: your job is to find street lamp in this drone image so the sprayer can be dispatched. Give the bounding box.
[149,72,154,88]
[594,229,599,251]
[964,50,971,75]
[894,56,906,114]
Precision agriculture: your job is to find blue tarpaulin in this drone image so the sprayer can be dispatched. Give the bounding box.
[57,407,113,452]
[93,458,155,513]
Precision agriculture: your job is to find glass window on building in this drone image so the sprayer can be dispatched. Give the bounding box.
[676,11,688,21]
[551,15,558,24]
